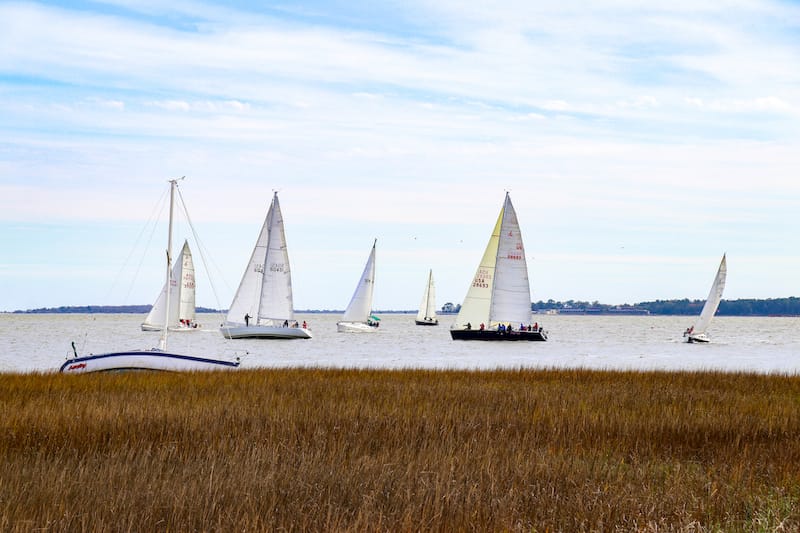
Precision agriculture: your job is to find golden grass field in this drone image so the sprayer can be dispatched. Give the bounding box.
[1,367,799,531]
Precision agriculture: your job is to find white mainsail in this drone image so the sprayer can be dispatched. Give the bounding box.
[341,240,376,323]
[491,194,532,326]
[416,269,438,322]
[257,193,294,324]
[142,240,195,330]
[454,193,532,328]
[225,192,294,327]
[691,254,727,335]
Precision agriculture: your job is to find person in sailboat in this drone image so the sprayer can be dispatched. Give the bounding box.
[684,325,694,337]
[479,323,485,331]
[244,313,251,327]
[283,319,289,327]
[302,320,307,329]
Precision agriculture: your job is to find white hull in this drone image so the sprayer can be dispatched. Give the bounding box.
[337,321,379,333]
[60,350,240,373]
[686,333,710,343]
[141,323,201,332]
[221,324,312,339]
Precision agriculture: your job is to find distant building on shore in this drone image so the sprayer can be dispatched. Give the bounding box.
[440,302,459,314]
[536,304,650,316]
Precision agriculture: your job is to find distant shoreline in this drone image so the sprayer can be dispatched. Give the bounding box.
[4,299,800,317]
[6,305,419,315]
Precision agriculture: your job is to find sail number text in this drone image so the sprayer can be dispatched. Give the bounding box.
[507,242,523,261]
[472,268,492,288]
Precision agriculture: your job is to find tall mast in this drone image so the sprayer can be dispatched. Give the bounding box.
[426,269,433,316]
[159,177,182,350]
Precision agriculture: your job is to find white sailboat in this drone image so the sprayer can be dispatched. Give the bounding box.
[415,269,439,326]
[61,178,240,373]
[450,193,546,341]
[221,192,311,340]
[141,240,199,331]
[684,254,727,343]
[337,240,379,333]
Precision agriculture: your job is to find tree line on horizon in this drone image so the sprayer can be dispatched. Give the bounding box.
[533,297,800,316]
[11,297,800,316]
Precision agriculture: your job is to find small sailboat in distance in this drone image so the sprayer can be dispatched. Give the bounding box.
[415,269,438,326]
[61,178,240,373]
[141,240,199,331]
[684,254,727,344]
[337,239,379,333]
[221,191,311,339]
[451,193,546,341]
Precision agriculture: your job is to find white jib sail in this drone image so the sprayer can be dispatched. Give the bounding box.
[416,269,437,322]
[341,240,376,323]
[177,241,196,324]
[692,254,727,335]
[489,193,532,327]
[453,204,503,329]
[143,242,187,329]
[257,192,294,324]
[225,200,272,326]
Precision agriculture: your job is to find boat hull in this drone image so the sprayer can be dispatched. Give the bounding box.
[415,319,439,326]
[337,321,379,333]
[141,324,201,332]
[450,329,547,341]
[686,333,710,343]
[60,350,240,373]
[220,325,312,339]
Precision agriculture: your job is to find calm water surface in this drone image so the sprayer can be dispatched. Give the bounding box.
[1,313,799,374]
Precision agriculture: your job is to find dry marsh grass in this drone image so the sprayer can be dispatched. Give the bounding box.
[1,367,800,531]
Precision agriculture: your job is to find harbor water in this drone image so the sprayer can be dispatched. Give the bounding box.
[2,313,799,374]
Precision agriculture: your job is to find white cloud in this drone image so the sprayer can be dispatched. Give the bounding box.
[147,100,192,112]
[616,96,659,109]
[86,98,125,110]
[684,96,798,115]
[144,99,250,112]
[541,100,572,111]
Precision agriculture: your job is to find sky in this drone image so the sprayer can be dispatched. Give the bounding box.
[1,0,799,312]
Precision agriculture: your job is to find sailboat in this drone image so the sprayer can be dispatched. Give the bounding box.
[450,193,546,341]
[415,269,439,326]
[60,178,241,373]
[220,192,311,340]
[141,240,199,331]
[683,254,727,344]
[337,240,379,333]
